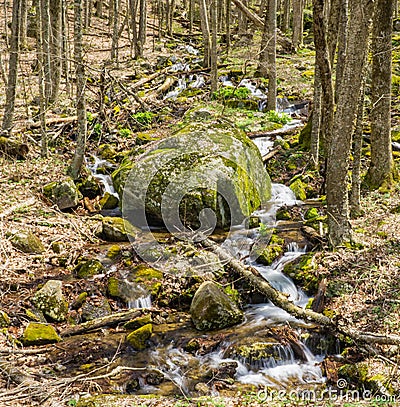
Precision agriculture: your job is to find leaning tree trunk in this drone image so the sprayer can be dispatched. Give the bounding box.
[2,0,21,133]
[69,0,87,179]
[326,0,374,247]
[365,0,396,190]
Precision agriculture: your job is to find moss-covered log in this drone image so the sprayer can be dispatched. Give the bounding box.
[0,136,29,159]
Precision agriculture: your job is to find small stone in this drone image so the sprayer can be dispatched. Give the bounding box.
[51,241,63,254]
[70,292,88,310]
[81,298,111,322]
[126,323,152,350]
[43,178,82,210]
[106,244,121,259]
[0,310,11,327]
[10,231,45,254]
[75,259,104,278]
[31,280,68,322]
[124,314,152,331]
[99,192,119,210]
[22,322,61,346]
[190,281,243,331]
[97,217,139,242]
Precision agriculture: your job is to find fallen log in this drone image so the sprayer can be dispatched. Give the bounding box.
[61,309,142,337]
[248,122,304,139]
[201,236,400,347]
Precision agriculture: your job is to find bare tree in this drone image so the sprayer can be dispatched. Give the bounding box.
[69,0,87,178]
[2,0,21,133]
[210,0,218,93]
[199,0,211,67]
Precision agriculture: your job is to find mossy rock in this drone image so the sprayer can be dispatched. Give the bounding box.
[232,341,282,362]
[71,292,88,310]
[126,323,152,350]
[22,322,61,346]
[190,281,243,331]
[99,192,119,210]
[10,231,45,254]
[43,178,81,210]
[25,308,46,322]
[124,314,152,330]
[81,298,111,322]
[283,253,319,294]
[75,259,104,278]
[98,144,117,160]
[289,178,307,201]
[255,234,285,266]
[77,174,101,199]
[276,207,291,220]
[106,244,122,259]
[96,217,139,242]
[224,99,259,111]
[31,280,68,322]
[0,310,11,327]
[107,276,151,306]
[114,119,271,230]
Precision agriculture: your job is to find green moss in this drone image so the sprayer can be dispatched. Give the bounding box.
[106,244,121,259]
[305,207,319,220]
[133,264,163,296]
[32,280,68,322]
[75,259,104,279]
[97,217,138,242]
[283,253,319,294]
[107,277,120,298]
[301,69,314,79]
[276,208,291,220]
[0,310,11,327]
[98,144,117,160]
[224,286,240,304]
[10,231,45,254]
[124,314,152,330]
[235,342,281,361]
[22,322,61,346]
[99,192,119,210]
[71,292,88,309]
[289,178,307,200]
[125,323,152,350]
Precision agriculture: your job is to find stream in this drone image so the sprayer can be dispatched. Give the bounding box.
[86,120,330,397]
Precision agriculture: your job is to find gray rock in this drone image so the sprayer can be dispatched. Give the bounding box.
[31,280,68,322]
[10,231,45,254]
[96,217,139,242]
[43,178,82,210]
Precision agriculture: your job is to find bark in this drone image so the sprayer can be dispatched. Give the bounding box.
[69,0,87,179]
[225,0,231,52]
[199,0,211,67]
[310,65,322,167]
[365,0,396,190]
[327,0,341,64]
[349,70,366,218]
[292,0,304,50]
[231,0,264,28]
[111,0,119,61]
[2,0,21,133]
[334,0,348,103]
[326,0,373,247]
[312,0,334,154]
[49,0,62,104]
[281,0,290,33]
[61,309,142,337]
[138,0,147,48]
[210,0,218,93]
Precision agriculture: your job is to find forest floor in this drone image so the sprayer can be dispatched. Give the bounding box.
[1,6,400,407]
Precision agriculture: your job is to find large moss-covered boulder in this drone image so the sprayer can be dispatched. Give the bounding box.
[10,231,45,254]
[96,217,139,241]
[113,119,271,230]
[31,280,68,322]
[190,281,243,331]
[22,322,61,346]
[43,178,82,210]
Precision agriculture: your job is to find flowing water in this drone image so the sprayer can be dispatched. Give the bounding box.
[86,121,327,395]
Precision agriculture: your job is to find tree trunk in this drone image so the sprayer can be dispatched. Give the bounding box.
[20,0,28,49]
[199,0,211,68]
[210,0,218,93]
[69,0,87,179]
[326,0,373,247]
[225,0,231,52]
[138,0,147,49]
[111,0,119,61]
[312,0,334,155]
[310,64,322,167]
[282,0,290,33]
[292,0,304,50]
[365,0,396,190]
[334,0,348,103]
[49,0,62,104]
[2,0,21,133]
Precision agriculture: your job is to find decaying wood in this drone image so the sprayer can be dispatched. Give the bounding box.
[262,146,281,162]
[248,122,304,140]
[145,76,175,100]
[0,136,29,159]
[129,67,169,91]
[61,309,142,337]
[201,236,400,347]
